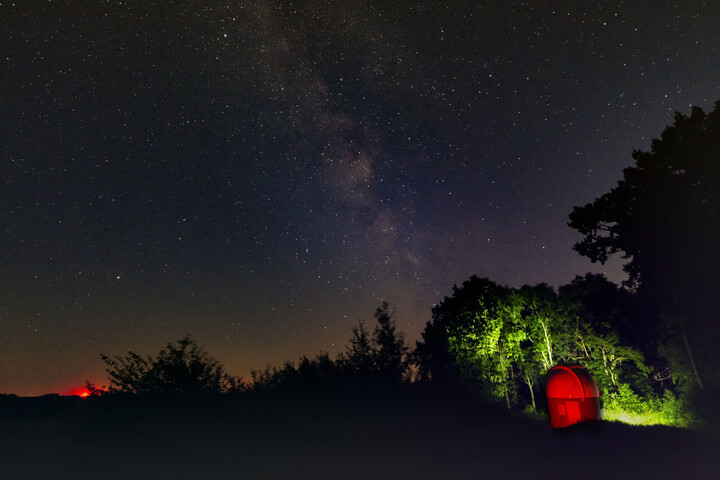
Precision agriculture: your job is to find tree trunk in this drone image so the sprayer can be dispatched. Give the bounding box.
[682,329,704,389]
[528,382,536,411]
[541,321,553,368]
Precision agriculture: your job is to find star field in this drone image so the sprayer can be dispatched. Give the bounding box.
[2,1,719,395]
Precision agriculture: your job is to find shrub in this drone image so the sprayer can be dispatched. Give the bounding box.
[601,383,691,427]
[101,336,241,394]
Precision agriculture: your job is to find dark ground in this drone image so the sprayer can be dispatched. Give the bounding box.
[1,385,718,479]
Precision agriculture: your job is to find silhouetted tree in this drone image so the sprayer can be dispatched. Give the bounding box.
[341,303,410,382]
[372,302,409,382]
[101,335,241,394]
[248,304,410,392]
[569,102,720,392]
[252,353,344,391]
[413,312,455,383]
[84,381,106,396]
[343,319,376,377]
[558,274,634,344]
[101,351,153,394]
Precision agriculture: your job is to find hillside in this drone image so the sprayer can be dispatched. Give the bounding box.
[1,386,717,479]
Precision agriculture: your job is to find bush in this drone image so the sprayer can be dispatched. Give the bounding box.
[601,383,691,427]
[100,336,242,395]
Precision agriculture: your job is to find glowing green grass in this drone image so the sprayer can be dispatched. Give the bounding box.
[602,408,675,426]
[600,384,692,428]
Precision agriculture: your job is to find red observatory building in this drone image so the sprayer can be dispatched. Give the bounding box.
[545,365,601,428]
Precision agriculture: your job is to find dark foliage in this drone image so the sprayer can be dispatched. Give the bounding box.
[343,319,376,377]
[250,303,410,391]
[569,101,720,407]
[569,102,720,291]
[558,273,633,340]
[100,335,242,395]
[372,302,409,383]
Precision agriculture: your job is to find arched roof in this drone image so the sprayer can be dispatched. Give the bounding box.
[570,365,600,398]
[546,365,585,399]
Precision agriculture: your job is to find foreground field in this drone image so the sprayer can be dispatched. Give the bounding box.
[1,386,717,479]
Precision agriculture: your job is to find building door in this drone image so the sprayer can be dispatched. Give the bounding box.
[566,400,581,425]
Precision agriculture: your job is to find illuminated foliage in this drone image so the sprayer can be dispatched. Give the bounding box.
[446,294,522,408]
[415,275,686,425]
[602,383,692,427]
[571,324,650,394]
[516,285,573,372]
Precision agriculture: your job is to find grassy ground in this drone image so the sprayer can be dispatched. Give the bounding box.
[1,385,718,479]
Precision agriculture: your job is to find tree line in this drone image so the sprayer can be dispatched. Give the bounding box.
[90,302,409,396]
[91,101,719,427]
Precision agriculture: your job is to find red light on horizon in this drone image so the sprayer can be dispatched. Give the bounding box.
[64,386,92,398]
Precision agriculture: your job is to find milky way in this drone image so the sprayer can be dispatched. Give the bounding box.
[2,1,719,395]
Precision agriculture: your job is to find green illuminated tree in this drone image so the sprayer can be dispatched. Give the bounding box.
[515,354,540,411]
[512,285,575,410]
[516,284,574,372]
[492,295,527,409]
[570,319,650,395]
[416,276,506,384]
[429,277,526,408]
[416,275,657,412]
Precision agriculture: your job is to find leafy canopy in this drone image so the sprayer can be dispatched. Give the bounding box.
[569,102,719,310]
[416,276,652,412]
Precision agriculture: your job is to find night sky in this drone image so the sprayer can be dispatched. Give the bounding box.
[2,1,719,396]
